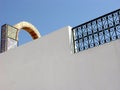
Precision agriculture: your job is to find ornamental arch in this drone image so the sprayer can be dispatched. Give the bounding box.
[14,21,41,40]
[0,21,41,53]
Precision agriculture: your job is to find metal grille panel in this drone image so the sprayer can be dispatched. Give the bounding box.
[72,9,120,53]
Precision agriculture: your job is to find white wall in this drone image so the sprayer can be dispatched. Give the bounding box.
[0,26,120,90]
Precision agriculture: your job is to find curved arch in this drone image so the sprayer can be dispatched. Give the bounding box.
[14,21,41,40]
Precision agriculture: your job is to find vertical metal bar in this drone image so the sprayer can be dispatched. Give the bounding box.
[72,29,75,53]
[112,12,118,39]
[106,15,112,42]
[118,10,120,24]
[101,17,106,44]
[95,20,100,45]
[76,28,80,52]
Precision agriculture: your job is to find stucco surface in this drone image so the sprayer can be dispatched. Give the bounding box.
[0,26,120,90]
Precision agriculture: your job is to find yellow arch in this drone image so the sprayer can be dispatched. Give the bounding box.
[14,21,41,40]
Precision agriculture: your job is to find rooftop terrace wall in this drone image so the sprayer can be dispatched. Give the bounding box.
[0,26,120,90]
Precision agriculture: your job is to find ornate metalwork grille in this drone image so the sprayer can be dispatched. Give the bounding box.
[72,9,120,53]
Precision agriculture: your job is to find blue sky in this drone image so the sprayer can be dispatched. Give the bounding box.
[0,0,120,45]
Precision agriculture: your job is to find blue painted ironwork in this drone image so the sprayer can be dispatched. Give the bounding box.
[72,9,120,53]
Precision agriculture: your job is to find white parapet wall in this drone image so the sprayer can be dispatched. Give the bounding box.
[0,26,120,90]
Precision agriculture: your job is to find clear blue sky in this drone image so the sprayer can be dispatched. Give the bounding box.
[0,0,120,45]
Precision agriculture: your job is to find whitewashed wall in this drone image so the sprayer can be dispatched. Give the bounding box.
[0,26,120,90]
